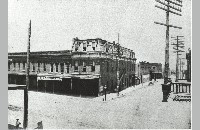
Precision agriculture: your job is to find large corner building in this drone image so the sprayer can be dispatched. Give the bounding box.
[8,38,137,96]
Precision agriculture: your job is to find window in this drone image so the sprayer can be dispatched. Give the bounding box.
[51,63,54,72]
[38,63,40,72]
[107,61,109,72]
[32,63,35,72]
[23,62,25,70]
[106,47,108,52]
[61,63,64,74]
[18,63,20,70]
[43,63,46,72]
[83,62,86,72]
[8,62,10,71]
[66,65,70,73]
[74,61,78,72]
[92,42,95,51]
[55,63,59,72]
[83,43,86,51]
[13,62,16,70]
[75,44,79,51]
[91,61,95,72]
[112,65,114,72]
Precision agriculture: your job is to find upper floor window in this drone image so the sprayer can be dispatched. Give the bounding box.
[92,42,95,51]
[18,63,20,70]
[60,63,64,74]
[91,61,95,72]
[107,61,109,72]
[75,44,79,51]
[55,63,59,72]
[83,62,86,72]
[43,63,46,72]
[112,65,114,72]
[23,62,25,70]
[38,63,40,72]
[13,62,16,70]
[32,63,35,72]
[106,47,108,52]
[83,43,86,51]
[66,65,70,73]
[50,63,54,72]
[8,62,10,71]
[74,61,78,72]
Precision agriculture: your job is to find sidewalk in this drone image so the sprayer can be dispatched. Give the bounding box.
[93,79,191,129]
[94,80,162,102]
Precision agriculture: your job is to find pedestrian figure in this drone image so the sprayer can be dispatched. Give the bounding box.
[148,81,154,86]
[35,121,43,129]
[117,86,119,96]
[15,119,21,129]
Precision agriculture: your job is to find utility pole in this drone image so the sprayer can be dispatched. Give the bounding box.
[117,33,120,96]
[171,35,184,82]
[155,0,183,84]
[24,20,31,129]
[180,57,185,79]
[179,58,182,79]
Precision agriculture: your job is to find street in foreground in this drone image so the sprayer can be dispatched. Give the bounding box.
[8,79,191,129]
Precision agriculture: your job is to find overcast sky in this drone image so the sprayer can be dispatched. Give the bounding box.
[8,0,191,69]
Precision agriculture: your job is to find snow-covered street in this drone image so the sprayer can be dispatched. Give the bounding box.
[8,79,191,129]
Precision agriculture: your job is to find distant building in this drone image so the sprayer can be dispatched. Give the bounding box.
[186,48,191,82]
[8,38,137,96]
[136,61,162,83]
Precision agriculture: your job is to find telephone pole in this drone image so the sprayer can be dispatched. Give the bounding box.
[171,35,184,82]
[116,33,120,95]
[24,20,31,129]
[179,57,186,79]
[155,0,183,84]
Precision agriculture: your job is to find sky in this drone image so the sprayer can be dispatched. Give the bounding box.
[8,0,191,70]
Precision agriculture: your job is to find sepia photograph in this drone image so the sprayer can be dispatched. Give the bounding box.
[8,0,191,129]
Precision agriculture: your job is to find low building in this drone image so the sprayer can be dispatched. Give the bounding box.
[8,38,137,96]
[136,61,162,83]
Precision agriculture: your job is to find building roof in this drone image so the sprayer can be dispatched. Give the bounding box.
[8,50,72,56]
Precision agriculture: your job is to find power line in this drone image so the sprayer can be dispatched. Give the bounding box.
[154,0,183,84]
[171,35,184,82]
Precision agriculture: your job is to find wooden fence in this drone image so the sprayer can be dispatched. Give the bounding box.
[171,82,191,94]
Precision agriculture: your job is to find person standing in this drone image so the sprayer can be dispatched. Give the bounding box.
[35,121,43,129]
[15,119,21,129]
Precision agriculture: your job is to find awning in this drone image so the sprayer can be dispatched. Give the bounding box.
[8,84,26,90]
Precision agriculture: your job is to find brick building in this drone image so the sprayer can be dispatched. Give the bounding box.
[136,61,162,83]
[8,38,136,96]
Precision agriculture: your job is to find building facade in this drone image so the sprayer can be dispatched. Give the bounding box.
[186,49,191,82]
[136,61,162,83]
[8,38,137,96]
